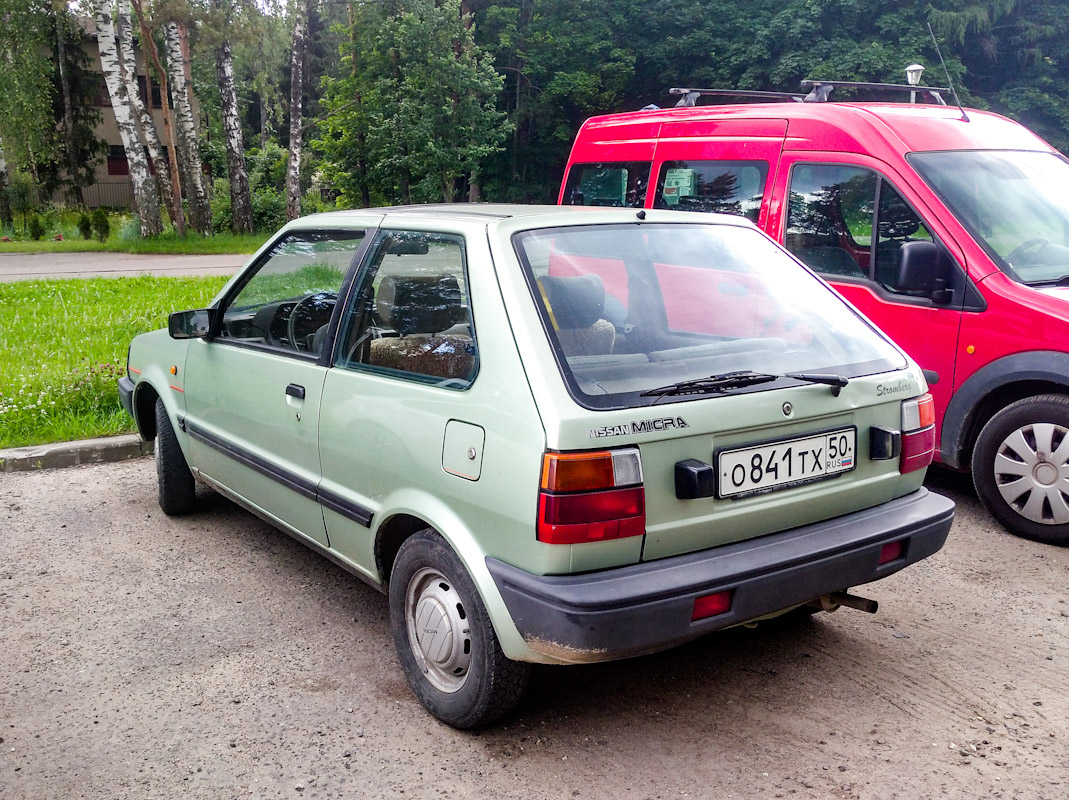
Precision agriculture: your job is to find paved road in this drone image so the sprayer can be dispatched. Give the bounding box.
[2,462,1067,799]
[0,252,247,282]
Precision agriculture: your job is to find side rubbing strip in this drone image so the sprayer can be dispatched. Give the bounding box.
[184,420,373,527]
[184,421,318,500]
[318,487,374,528]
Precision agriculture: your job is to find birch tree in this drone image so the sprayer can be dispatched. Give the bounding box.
[130,0,185,235]
[284,0,308,221]
[165,21,211,234]
[211,0,253,233]
[96,0,162,236]
[115,0,181,229]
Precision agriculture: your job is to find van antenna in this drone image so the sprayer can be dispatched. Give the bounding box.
[927,22,969,122]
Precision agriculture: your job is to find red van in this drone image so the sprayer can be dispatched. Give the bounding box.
[560,82,1069,545]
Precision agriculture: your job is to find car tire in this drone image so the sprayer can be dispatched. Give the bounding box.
[971,394,1069,546]
[389,529,530,728]
[155,397,196,516]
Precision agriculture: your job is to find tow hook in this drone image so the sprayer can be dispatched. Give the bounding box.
[808,592,879,614]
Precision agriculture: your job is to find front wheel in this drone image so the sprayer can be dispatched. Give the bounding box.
[155,398,196,516]
[971,395,1069,546]
[389,529,530,728]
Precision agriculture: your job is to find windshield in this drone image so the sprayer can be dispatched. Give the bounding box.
[910,150,1069,286]
[513,223,905,408]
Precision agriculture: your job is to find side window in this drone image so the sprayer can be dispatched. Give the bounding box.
[562,162,650,208]
[219,230,363,355]
[874,182,934,291]
[787,164,939,296]
[653,160,769,222]
[786,164,874,278]
[335,231,477,388]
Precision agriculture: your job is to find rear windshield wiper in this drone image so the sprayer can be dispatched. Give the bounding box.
[640,370,849,398]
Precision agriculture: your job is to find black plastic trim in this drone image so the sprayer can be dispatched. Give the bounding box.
[939,351,1069,468]
[118,376,135,418]
[318,486,374,528]
[185,420,318,501]
[184,420,373,529]
[487,488,953,662]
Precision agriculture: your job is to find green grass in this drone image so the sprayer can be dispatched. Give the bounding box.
[0,275,229,449]
[0,231,269,255]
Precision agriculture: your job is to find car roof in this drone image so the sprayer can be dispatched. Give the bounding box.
[295,204,603,226]
[574,102,1056,155]
[287,204,755,233]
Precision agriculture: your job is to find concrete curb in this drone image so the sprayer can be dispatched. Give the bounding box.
[0,434,153,473]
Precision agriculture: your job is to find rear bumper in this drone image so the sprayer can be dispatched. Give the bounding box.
[487,488,954,663]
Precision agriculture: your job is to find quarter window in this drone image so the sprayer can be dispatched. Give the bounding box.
[219,230,364,355]
[335,232,477,388]
[653,160,768,222]
[562,162,650,208]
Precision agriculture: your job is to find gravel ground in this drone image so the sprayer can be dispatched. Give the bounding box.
[2,461,1067,799]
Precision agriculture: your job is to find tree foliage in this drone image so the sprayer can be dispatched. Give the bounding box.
[0,0,56,176]
[0,0,103,194]
[317,0,509,205]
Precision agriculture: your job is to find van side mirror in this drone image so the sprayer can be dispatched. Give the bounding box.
[897,241,954,305]
[169,308,213,339]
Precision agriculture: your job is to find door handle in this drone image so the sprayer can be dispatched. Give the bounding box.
[285,383,306,400]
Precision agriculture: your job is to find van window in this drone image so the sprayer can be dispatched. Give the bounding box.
[653,161,768,221]
[786,164,933,292]
[561,162,650,208]
[909,150,1069,286]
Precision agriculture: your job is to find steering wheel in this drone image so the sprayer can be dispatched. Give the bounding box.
[1005,237,1050,266]
[287,292,338,352]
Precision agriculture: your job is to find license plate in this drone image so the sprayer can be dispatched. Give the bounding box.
[718,427,856,498]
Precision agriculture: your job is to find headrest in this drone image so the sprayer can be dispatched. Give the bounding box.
[878,200,920,238]
[538,274,606,329]
[376,275,464,335]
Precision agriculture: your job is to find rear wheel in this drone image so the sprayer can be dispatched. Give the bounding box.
[389,529,530,728]
[155,398,196,516]
[971,395,1069,546]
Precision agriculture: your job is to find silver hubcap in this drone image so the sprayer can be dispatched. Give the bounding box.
[405,567,471,693]
[993,422,1069,525]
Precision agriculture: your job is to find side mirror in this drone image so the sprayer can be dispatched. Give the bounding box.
[169,308,213,339]
[896,241,954,304]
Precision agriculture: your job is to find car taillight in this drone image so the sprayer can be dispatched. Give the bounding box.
[900,393,936,474]
[537,448,645,544]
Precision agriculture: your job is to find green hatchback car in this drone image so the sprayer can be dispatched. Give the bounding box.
[119,205,954,728]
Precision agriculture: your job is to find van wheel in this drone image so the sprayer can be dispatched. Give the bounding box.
[389,529,530,728]
[155,398,196,516]
[971,395,1069,546]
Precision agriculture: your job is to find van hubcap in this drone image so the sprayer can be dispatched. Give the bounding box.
[405,567,471,693]
[993,422,1069,525]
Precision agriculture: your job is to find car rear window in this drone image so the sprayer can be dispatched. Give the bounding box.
[513,222,905,409]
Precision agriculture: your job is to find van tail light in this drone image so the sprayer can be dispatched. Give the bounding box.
[900,393,936,474]
[538,448,645,544]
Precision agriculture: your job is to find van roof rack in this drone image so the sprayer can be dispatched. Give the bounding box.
[668,81,949,108]
[800,80,948,104]
[669,88,805,107]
